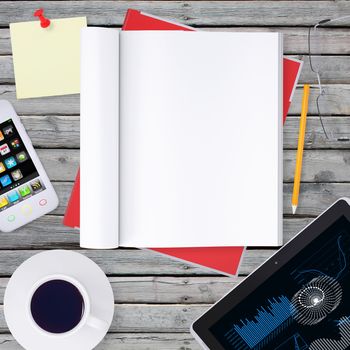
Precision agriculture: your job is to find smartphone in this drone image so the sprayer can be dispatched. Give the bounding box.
[0,100,59,232]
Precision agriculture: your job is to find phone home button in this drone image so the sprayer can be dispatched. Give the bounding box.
[39,199,47,206]
[21,204,32,216]
[7,215,15,222]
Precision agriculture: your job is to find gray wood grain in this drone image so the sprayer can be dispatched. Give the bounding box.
[290,85,350,116]
[0,247,260,277]
[0,304,209,333]
[38,148,350,182]
[22,116,80,149]
[15,179,341,219]
[38,149,79,180]
[6,114,350,151]
[13,115,350,150]
[283,150,350,182]
[2,55,350,84]
[0,243,327,279]
[0,249,220,277]
[46,181,72,215]
[96,333,200,350]
[1,1,350,27]
[0,215,79,249]
[0,248,291,277]
[2,84,350,117]
[0,276,240,304]
[0,86,79,115]
[2,27,350,55]
[0,215,312,250]
[0,29,10,55]
[283,183,350,216]
[49,181,350,216]
[0,333,201,349]
[284,117,350,150]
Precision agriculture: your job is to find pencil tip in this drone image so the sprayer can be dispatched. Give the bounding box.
[292,205,297,215]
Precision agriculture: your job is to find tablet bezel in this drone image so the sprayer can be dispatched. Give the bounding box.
[191,198,350,350]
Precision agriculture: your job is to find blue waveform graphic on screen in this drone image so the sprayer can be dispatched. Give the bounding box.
[227,296,292,349]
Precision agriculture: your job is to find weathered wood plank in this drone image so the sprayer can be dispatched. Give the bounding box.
[3,114,350,151]
[0,247,250,276]
[283,150,350,182]
[0,57,12,83]
[1,27,349,55]
[48,181,72,215]
[0,216,79,249]
[284,117,350,150]
[2,84,350,116]
[97,333,200,350]
[38,149,79,180]
[0,304,208,333]
[8,114,350,151]
[290,85,350,116]
[283,183,350,216]
[114,304,207,333]
[283,217,313,242]
[50,181,350,216]
[39,148,350,182]
[28,180,350,218]
[0,247,288,277]
[22,116,80,149]
[208,27,350,55]
[2,55,350,84]
[0,86,79,115]
[0,335,20,349]
[1,2,350,27]
[0,214,311,249]
[0,333,201,349]
[14,115,350,150]
[0,246,281,278]
[239,249,276,275]
[0,234,330,278]
[0,29,10,55]
[0,276,240,304]
[0,249,218,277]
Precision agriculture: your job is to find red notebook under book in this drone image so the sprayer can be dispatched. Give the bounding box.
[63,9,302,275]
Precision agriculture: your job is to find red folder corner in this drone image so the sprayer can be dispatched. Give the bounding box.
[63,170,80,228]
[63,9,302,276]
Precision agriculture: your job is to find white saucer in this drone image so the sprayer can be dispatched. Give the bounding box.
[4,250,114,350]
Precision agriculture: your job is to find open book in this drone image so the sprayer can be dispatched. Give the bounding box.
[80,28,283,248]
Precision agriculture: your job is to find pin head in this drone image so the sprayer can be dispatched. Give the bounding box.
[34,8,51,28]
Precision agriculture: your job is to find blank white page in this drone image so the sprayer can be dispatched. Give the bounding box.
[80,28,119,248]
[119,31,283,247]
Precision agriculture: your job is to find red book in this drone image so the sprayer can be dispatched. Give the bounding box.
[283,57,302,123]
[63,9,302,275]
[63,170,80,228]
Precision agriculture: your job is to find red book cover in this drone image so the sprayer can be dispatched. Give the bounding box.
[63,170,80,228]
[122,9,194,31]
[283,57,303,123]
[63,9,302,275]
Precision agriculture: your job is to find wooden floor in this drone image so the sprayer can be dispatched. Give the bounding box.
[0,1,350,349]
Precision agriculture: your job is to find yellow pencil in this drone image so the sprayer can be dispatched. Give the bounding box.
[292,84,310,215]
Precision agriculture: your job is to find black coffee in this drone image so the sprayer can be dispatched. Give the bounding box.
[30,279,85,334]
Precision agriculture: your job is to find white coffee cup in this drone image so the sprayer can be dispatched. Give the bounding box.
[27,274,109,337]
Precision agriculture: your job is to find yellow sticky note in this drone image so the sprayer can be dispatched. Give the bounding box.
[10,17,87,99]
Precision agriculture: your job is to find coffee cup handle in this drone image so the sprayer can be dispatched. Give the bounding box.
[86,315,109,332]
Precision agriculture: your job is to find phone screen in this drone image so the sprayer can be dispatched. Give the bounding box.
[0,119,45,211]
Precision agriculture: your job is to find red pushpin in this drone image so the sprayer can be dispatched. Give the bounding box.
[34,8,51,28]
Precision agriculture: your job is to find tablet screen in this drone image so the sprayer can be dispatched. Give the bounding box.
[210,215,350,350]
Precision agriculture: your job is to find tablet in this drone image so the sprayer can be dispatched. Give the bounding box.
[191,198,350,350]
